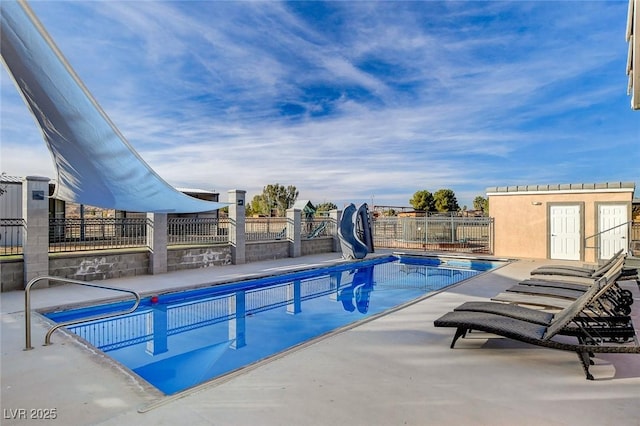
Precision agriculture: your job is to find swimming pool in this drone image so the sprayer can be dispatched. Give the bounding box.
[44,254,501,395]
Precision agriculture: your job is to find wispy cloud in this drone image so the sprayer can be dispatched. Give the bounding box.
[1,1,637,208]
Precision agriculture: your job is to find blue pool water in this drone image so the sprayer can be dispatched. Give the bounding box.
[44,255,500,395]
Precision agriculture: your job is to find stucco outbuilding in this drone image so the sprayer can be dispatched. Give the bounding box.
[487,182,635,263]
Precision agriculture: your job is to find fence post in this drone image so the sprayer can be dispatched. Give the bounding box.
[451,213,455,243]
[329,209,342,253]
[228,190,246,265]
[287,208,301,257]
[424,214,428,248]
[147,213,167,274]
[22,176,50,288]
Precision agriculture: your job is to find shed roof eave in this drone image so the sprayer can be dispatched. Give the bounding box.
[487,188,635,196]
[486,182,636,196]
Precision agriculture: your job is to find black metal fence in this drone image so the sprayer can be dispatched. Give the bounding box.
[245,217,288,241]
[167,217,229,246]
[0,218,25,255]
[41,216,333,252]
[3,214,636,258]
[632,221,640,255]
[632,221,640,242]
[373,216,494,253]
[1,214,499,256]
[48,217,150,252]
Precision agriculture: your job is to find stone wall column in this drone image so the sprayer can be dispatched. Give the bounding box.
[147,213,167,274]
[287,208,301,258]
[329,209,342,253]
[22,176,50,287]
[228,190,246,265]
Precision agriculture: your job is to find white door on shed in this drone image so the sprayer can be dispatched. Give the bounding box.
[598,204,628,260]
[550,205,581,260]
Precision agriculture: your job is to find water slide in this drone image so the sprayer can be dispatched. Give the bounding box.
[1,0,226,213]
[338,203,374,259]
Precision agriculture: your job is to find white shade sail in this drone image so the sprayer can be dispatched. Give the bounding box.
[1,0,227,212]
[628,0,639,109]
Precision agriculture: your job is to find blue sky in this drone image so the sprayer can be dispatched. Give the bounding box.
[1,0,638,209]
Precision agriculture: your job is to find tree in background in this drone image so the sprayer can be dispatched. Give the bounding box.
[247,194,268,216]
[383,208,397,216]
[248,184,299,217]
[433,189,459,212]
[473,196,489,214]
[315,202,337,213]
[245,201,255,217]
[409,190,434,211]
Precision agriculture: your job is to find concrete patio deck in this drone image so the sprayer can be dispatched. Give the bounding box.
[1,251,639,425]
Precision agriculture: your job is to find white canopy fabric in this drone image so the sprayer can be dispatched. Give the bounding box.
[1,0,227,212]
[627,0,639,110]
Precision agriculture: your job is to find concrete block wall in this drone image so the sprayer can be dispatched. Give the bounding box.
[1,259,24,292]
[245,241,290,262]
[301,237,335,256]
[49,251,150,282]
[167,246,232,271]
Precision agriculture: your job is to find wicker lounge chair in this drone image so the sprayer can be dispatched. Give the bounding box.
[531,250,638,285]
[518,277,634,300]
[433,311,640,380]
[530,250,624,278]
[489,293,581,310]
[453,300,633,331]
[433,276,640,380]
[491,256,631,314]
[453,276,635,342]
[506,284,588,299]
[503,280,634,314]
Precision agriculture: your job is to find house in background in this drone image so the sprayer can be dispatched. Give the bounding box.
[487,182,636,263]
[0,175,25,219]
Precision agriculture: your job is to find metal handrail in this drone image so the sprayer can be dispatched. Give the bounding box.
[584,220,632,250]
[24,276,141,350]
